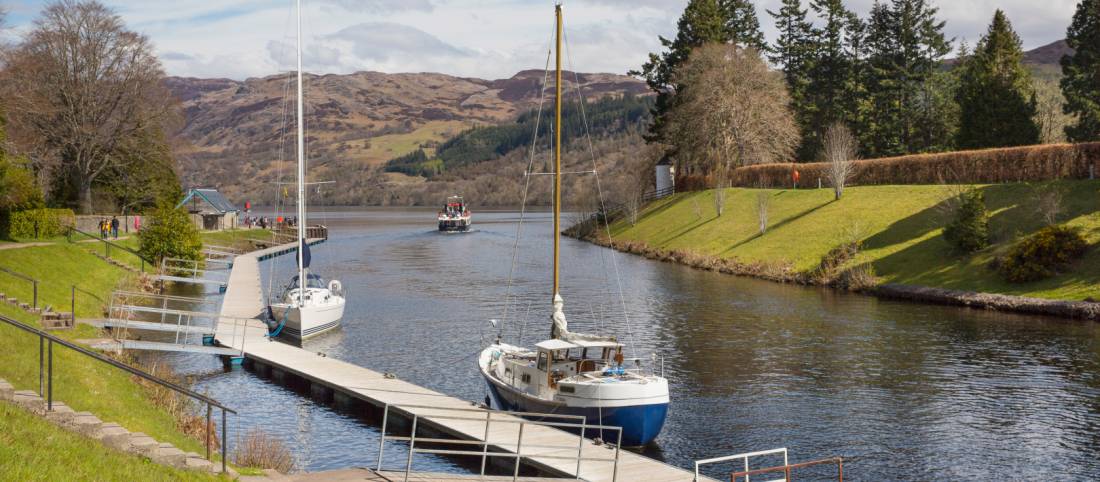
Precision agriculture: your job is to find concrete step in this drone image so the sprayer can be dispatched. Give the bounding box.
[151,443,187,467]
[12,390,45,414]
[183,452,214,472]
[0,379,13,401]
[94,422,133,451]
[44,401,76,424]
[18,302,30,310]
[70,412,103,436]
[126,432,160,457]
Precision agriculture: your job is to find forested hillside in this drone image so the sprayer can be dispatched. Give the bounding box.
[384,94,654,178]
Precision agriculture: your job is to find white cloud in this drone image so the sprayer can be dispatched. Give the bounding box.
[3,0,1081,80]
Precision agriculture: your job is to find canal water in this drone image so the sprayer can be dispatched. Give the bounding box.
[170,209,1100,479]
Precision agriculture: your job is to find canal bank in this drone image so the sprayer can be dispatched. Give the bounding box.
[573,182,1100,320]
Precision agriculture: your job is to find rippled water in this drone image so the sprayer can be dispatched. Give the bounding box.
[168,209,1100,479]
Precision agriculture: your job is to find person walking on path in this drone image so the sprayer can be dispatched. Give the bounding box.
[99,218,107,238]
[110,216,120,239]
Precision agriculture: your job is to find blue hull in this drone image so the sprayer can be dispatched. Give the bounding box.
[484,377,668,446]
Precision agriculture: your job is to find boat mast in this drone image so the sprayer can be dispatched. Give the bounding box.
[552,4,562,305]
[295,0,306,305]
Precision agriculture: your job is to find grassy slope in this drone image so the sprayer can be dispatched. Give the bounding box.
[609,181,1100,301]
[0,401,219,481]
[0,229,266,462]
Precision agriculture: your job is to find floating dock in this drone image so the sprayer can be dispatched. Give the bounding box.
[215,242,707,482]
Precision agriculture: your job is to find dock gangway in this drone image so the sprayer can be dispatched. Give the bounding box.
[88,291,249,357]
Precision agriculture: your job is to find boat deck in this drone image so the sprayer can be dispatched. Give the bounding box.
[216,241,706,482]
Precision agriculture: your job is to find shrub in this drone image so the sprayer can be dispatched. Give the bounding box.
[138,201,202,264]
[6,208,75,239]
[998,225,1088,283]
[233,430,295,473]
[943,190,990,253]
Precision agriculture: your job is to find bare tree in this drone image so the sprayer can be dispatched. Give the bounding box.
[667,43,798,216]
[1032,183,1063,226]
[755,190,769,234]
[713,173,726,217]
[0,0,178,213]
[1033,78,1071,145]
[822,122,858,200]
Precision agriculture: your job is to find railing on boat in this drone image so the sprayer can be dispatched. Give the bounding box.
[377,403,623,482]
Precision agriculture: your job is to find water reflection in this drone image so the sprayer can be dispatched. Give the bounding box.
[165,209,1099,479]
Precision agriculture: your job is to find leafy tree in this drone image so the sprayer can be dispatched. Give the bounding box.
[955,10,1039,149]
[0,0,179,213]
[943,190,990,253]
[632,0,733,146]
[1061,0,1100,142]
[719,0,766,50]
[138,200,202,265]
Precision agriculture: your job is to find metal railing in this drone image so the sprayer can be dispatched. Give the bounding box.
[377,403,623,482]
[105,291,249,355]
[0,266,38,310]
[71,285,104,321]
[696,448,788,482]
[730,457,845,482]
[66,227,153,273]
[0,314,236,472]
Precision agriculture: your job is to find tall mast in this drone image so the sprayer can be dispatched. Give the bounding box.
[295,0,306,305]
[552,4,562,303]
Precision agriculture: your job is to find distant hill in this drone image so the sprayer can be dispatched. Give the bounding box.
[944,39,1072,78]
[167,70,649,204]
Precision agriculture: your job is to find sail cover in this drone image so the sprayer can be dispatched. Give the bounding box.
[550,294,617,343]
[298,240,311,269]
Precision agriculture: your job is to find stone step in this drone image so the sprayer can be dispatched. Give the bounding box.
[19,302,30,310]
[70,412,103,436]
[94,422,132,450]
[126,432,160,457]
[0,379,13,401]
[12,390,45,414]
[183,452,214,472]
[150,443,187,467]
[44,401,76,424]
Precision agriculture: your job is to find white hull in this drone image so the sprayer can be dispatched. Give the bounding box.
[269,297,345,340]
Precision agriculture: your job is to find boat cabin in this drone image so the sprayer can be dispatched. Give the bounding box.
[499,338,624,400]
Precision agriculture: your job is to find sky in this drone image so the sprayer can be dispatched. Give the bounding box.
[0,0,1082,80]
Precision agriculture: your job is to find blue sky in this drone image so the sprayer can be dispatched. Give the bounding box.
[0,1,1081,80]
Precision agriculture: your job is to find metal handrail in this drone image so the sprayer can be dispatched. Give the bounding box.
[66,226,153,272]
[696,448,788,482]
[71,285,104,321]
[377,403,622,482]
[0,314,235,472]
[0,266,38,310]
[730,457,845,482]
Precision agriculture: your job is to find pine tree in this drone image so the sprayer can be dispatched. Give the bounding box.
[767,0,816,159]
[1061,0,1100,142]
[719,0,766,50]
[955,10,1039,149]
[802,0,861,160]
[633,0,730,145]
[861,0,951,157]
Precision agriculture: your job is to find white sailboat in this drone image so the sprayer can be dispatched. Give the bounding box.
[478,5,669,447]
[267,0,346,340]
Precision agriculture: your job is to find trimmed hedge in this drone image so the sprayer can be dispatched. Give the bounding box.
[677,142,1100,189]
[7,208,76,239]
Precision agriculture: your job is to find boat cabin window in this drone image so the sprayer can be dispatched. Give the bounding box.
[537,351,549,371]
[521,373,531,384]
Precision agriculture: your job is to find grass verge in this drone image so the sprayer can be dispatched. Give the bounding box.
[605,181,1100,301]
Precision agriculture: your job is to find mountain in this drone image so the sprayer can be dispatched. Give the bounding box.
[167,70,648,204]
[944,39,1072,78]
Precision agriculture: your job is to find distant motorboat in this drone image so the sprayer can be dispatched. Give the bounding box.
[438,195,472,232]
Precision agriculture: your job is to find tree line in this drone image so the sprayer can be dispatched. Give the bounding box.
[384,94,654,178]
[635,0,1100,170]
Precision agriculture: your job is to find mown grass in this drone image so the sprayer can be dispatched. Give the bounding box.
[609,181,1100,301]
[0,401,221,481]
[0,229,266,465]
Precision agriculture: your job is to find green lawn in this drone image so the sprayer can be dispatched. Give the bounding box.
[0,230,267,466]
[610,181,1100,301]
[0,401,221,481]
